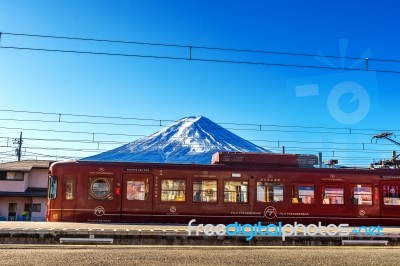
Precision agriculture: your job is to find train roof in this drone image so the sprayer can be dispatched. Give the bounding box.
[211,152,318,167]
[46,152,397,176]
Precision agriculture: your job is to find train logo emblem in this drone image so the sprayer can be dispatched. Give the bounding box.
[94,206,106,216]
[170,206,177,213]
[359,210,365,216]
[98,168,105,172]
[264,206,277,219]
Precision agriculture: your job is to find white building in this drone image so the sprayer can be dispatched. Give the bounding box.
[0,160,51,221]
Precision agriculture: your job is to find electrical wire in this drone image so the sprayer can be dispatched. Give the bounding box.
[2,108,399,133]
[3,45,399,74]
[2,31,400,63]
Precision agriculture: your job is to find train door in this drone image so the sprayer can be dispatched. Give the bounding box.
[254,177,285,224]
[347,182,379,225]
[321,183,345,223]
[380,179,400,225]
[61,174,76,221]
[121,174,153,222]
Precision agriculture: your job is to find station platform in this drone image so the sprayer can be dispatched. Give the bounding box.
[1,221,400,246]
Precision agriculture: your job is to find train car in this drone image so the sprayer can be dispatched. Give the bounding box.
[46,152,400,225]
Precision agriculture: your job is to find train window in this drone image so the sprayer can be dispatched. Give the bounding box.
[351,184,372,205]
[88,177,113,200]
[224,181,248,203]
[65,176,74,200]
[322,187,344,204]
[193,180,217,203]
[292,184,314,204]
[383,185,400,205]
[127,179,148,200]
[48,176,57,199]
[161,179,186,202]
[257,182,283,202]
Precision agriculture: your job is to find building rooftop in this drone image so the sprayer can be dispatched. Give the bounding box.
[0,160,53,172]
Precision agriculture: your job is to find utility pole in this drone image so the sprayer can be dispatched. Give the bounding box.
[14,132,23,161]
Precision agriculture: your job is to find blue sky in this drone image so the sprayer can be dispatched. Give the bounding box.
[1,0,400,165]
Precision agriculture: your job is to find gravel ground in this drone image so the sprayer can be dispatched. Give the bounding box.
[1,245,400,266]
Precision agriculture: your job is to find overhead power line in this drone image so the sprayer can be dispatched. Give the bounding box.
[1,136,394,148]
[3,45,399,74]
[0,108,167,122]
[2,31,400,63]
[1,31,400,74]
[0,117,395,138]
[1,108,400,134]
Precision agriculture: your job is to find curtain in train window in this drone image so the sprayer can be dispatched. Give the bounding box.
[126,178,148,201]
[161,179,186,202]
[383,185,400,205]
[351,184,372,205]
[257,182,283,202]
[193,180,217,202]
[224,181,248,203]
[322,187,344,204]
[292,184,314,204]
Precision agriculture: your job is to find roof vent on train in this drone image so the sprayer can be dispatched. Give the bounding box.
[211,152,318,167]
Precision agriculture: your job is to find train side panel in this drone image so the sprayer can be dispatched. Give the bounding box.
[47,160,400,225]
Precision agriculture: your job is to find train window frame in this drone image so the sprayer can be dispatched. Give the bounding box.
[126,178,148,201]
[292,184,315,204]
[351,184,373,206]
[48,176,57,200]
[88,177,114,200]
[224,180,248,203]
[65,176,75,200]
[322,186,344,205]
[161,179,186,202]
[192,180,217,203]
[383,184,400,206]
[257,182,283,203]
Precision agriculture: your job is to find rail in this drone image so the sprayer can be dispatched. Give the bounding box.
[59,236,114,244]
[342,240,388,246]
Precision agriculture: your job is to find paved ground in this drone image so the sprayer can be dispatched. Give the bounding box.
[1,245,400,266]
[2,221,400,234]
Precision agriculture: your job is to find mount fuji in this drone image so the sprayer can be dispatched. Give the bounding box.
[82,116,269,164]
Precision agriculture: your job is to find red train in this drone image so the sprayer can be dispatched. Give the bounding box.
[46,152,400,225]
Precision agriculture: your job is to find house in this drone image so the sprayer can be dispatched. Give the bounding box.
[0,160,52,221]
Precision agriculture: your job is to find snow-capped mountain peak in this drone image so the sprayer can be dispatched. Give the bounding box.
[82,116,269,164]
